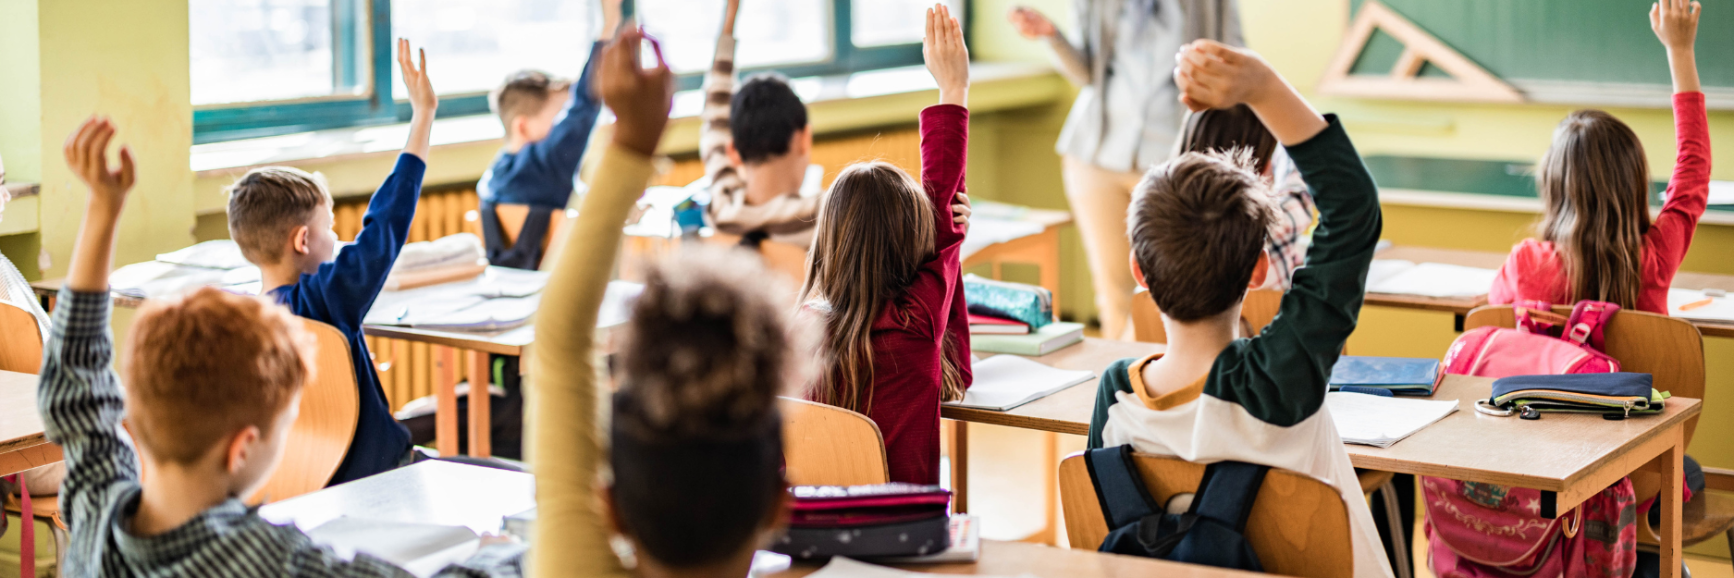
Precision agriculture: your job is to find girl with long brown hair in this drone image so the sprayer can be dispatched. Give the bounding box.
[1491,0,1709,314]
[800,4,973,485]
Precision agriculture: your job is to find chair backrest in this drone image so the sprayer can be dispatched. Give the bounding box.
[1131,288,1286,344]
[1463,305,1706,447]
[1131,288,1167,343]
[702,233,810,304]
[494,203,566,254]
[0,300,43,374]
[779,397,889,487]
[1240,289,1284,336]
[251,319,360,503]
[1058,451,1353,578]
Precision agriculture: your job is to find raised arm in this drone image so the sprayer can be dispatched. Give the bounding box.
[1008,5,1089,86]
[529,26,671,578]
[1649,0,1710,272]
[700,0,744,198]
[42,117,140,521]
[398,39,436,160]
[920,1,970,246]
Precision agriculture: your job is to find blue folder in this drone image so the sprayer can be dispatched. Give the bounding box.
[1328,356,1441,395]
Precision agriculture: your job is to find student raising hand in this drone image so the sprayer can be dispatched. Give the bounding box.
[1651,0,1702,93]
[599,26,675,157]
[924,3,969,107]
[397,38,438,159]
[63,116,136,293]
[1174,40,1325,146]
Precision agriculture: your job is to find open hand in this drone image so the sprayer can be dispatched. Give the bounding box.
[951,192,972,234]
[398,38,437,117]
[1651,0,1700,52]
[924,3,969,107]
[599,26,675,156]
[1007,7,1055,40]
[1174,40,1277,112]
[63,116,135,212]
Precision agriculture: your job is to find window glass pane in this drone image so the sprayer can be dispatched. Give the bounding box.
[638,0,830,75]
[392,0,597,96]
[852,0,963,48]
[191,0,342,106]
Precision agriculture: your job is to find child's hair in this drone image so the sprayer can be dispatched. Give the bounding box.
[1536,110,1650,309]
[1129,152,1274,321]
[801,162,965,414]
[226,166,332,265]
[1176,104,1280,175]
[490,69,570,128]
[731,74,808,164]
[123,287,315,464]
[611,247,798,568]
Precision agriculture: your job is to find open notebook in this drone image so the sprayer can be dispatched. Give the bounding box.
[948,356,1093,411]
[305,518,481,578]
[1366,260,1498,298]
[1325,392,1458,448]
[805,557,1035,578]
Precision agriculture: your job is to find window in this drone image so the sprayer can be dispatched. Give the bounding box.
[193,0,968,144]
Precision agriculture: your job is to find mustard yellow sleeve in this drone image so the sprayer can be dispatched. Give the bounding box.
[528,144,655,578]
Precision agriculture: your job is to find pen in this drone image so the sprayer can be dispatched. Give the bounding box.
[1681,298,1714,311]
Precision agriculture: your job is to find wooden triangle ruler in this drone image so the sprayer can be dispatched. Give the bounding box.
[1318,1,1524,103]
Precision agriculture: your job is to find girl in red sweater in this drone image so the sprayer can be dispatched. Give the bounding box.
[1490,0,1709,314]
[801,4,972,485]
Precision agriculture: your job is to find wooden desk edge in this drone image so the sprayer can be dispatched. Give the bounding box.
[941,407,1090,437]
[359,325,526,356]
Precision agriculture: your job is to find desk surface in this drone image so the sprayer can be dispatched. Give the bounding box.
[258,460,534,535]
[944,338,1162,436]
[0,370,46,454]
[772,541,1258,577]
[1366,245,1508,314]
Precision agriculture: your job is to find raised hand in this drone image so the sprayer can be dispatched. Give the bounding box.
[924,3,969,107]
[1651,0,1702,93]
[952,192,972,233]
[63,116,136,212]
[601,0,624,40]
[1175,40,1325,146]
[599,26,675,157]
[722,0,742,36]
[1006,7,1056,40]
[397,38,438,159]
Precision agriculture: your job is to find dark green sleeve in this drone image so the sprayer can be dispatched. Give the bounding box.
[1087,358,1139,449]
[1203,115,1381,427]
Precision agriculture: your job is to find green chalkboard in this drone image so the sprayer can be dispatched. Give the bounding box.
[1348,0,1734,101]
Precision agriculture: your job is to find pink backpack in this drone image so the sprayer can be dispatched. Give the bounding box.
[1425,300,1637,578]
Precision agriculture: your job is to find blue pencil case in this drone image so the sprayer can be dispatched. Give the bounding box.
[963,275,1053,329]
[1487,373,1666,418]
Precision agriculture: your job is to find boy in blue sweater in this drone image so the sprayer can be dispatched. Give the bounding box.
[476,0,621,269]
[227,40,438,485]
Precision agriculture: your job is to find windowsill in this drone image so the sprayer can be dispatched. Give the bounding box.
[190,61,1068,176]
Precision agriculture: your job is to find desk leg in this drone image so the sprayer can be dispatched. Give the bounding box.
[467,350,492,458]
[435,347,459,457]
[1659,427,1684,578]
[1037,229,1061,316]
[951,420,969,514]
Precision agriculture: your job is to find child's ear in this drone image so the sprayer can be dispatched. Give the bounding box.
[225,425,262,475]
[792,126,813,156]
[290,225,311,256]
[1247,251,1271,290]
[1128,254,1150,290]
[725,143,745,169]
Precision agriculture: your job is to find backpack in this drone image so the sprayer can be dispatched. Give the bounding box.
[1084,445,1266,571]
[1425,299,1636,578]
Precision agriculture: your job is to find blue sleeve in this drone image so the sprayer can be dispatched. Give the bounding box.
[519,42,606,190]
[295,153,426,326]
[37,288,138,531]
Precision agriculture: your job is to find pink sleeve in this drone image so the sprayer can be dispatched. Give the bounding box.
[1488,258,1518,306]
[900,105,970,341]
[1647,91,1711,284]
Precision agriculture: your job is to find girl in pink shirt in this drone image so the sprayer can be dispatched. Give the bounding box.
[1490,0,1709,315]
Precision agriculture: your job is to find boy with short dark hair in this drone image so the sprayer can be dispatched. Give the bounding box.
[477,0,621,268]
[226,40,438,485]
[1086,40,1393,577]
[701,0,820,247]
[45,115,520,577]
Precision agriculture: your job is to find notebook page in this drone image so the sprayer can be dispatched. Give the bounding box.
[1668,288,1734,322]
[1324,392,1459,448]
[305,517,479,575]
[950,356,1093,411]
[806,557,1035,578]
[1366,262,1498,298]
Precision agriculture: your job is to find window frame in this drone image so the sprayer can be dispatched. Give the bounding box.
[193,0,965,144]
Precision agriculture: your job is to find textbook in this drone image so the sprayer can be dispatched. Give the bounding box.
[969,322,1083,356]
[1324,392,1458,448]
[949,355,1093,411]
[1329,356,1442,395]
[968,313,1029,335]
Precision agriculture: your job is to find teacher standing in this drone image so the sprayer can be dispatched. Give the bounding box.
[1009,0,1241,339]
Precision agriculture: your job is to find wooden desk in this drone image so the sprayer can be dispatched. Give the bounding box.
[960,208,1073,312]
[0,370,60,477]
[772,541,1259,577]
[258,460,533,535]
[1365,246,1507,321]
[1672,271,1734,339]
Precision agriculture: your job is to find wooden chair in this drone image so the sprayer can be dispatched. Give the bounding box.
[779,397,888,487]
[1463,305,1720,556]
[251,319,360,504]
[493,203,568,270]
[1131,288,1285,344]
[1058,451,1354,577]
[0,300,43,374]
[701,232,809,305]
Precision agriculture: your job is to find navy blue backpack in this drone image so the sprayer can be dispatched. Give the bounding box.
[1084,445,1268,571]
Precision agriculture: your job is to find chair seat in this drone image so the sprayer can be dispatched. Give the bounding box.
[1356,469,1395,495]
[4,494,66,530]
[1638,490,1734,550]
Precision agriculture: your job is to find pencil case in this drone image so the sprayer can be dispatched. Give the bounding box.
[1486,373,1666,418]
[963,275,1053,329]
[787,483,951,528]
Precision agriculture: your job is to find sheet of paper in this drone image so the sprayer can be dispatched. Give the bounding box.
[960,219,1046,261]
[1668,287,1734,322]
[1366,262,1497,298]
[806,557,1035,578]
[1365,259,1414,287]
[1325,392,1459,448]
[950,355,1093,411]
[156,240,250,270]
[305,517,479,577]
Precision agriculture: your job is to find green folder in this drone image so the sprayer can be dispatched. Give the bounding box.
[970,322,1084,356]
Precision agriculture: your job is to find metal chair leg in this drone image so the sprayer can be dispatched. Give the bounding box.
[1379,480,1413,578]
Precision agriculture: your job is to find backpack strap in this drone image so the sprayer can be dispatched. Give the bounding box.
[1085,445,1160,530]
[1515,299,1563,336]
[1565,300,1621,351]
[1188,461,1270,532]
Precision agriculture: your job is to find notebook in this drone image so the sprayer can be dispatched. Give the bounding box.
[305,517,480,578]
[1365,260,1498,298]
[1329,356,1441,395]
[968,313,1029,335]
[1667,288,1734,322]
[805,557,1035,578]
[1324,392,1459,448]
[969,321,1084,356]
[949,355,1093,411]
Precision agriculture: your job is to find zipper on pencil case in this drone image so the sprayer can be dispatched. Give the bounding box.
[1495,391,1650,417]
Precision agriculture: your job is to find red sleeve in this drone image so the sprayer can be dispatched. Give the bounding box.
[898,105,970,343]
[1646,91,1711,287]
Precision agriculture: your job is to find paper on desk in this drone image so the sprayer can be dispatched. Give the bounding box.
[949,356,1093,411]
[960,219,1046,261]
[1325,392,1458,448]
[1366,262,1498,298]
[305,517,480,578]
[156,240,250,270]
[1668,288,1734,322]
[805,557,1036,578]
